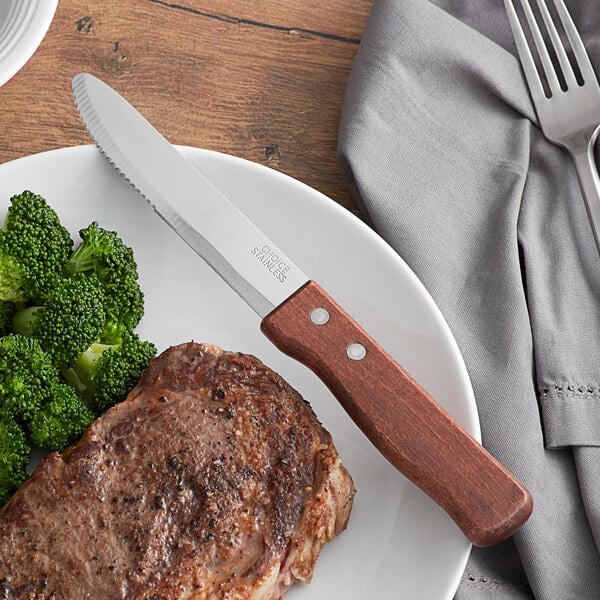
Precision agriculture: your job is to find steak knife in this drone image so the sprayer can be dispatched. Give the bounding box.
[72,73,533,547]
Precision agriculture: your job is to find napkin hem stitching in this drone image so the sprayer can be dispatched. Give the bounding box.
[540,383,600,399]
[463,572,530,592]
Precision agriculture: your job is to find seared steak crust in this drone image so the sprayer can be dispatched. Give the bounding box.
[0,342,354,599]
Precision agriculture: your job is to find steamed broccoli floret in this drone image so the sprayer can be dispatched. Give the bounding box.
[0,300,16,336]
[0,416,30,505]
[64,222,144,331]
[12,273,107,368]
[0,334,61,423]
[0,194,155,456]
[29,383,95,451]
[0,191,73,302]
[0,337,94,454]
[0,242,25,304]
[66,333,156,413]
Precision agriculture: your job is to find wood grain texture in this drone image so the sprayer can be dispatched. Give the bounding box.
[0,0,371,215]
[261,281,534,547]
[148,0,367,41]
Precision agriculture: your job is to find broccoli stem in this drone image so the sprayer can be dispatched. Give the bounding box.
[61,366,87,394]
[64,343,118,400]
[63,242,95,276]
[11,306,41,337]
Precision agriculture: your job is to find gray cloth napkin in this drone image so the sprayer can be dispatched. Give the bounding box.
[338,1,600,598]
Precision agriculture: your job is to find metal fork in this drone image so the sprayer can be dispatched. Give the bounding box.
[504,0,600,254]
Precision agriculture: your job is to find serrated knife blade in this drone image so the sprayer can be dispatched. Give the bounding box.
[72,73,533,547]
[72,75,307,318]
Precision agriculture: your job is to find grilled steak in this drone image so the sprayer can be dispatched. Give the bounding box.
[0,342,354,599]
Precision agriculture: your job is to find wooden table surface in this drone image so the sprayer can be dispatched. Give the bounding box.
[0,0,373,217]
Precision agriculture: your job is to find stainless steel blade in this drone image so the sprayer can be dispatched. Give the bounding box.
[72,73,308,317]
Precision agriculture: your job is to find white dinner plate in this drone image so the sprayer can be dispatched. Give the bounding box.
[0,145,479,599]
[0,0,57,87]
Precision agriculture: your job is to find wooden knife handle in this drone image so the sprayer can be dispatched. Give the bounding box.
[261,281,533,547]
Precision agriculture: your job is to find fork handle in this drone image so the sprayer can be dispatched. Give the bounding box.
[571,129,600,254]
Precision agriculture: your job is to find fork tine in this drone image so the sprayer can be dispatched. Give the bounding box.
[518,0,562,95]
[552,0,599,85]
[535,0,577,89]
[504,0,547,100]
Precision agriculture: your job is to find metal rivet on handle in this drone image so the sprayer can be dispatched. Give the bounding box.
[310,307,330,325]
[347,343,366,361]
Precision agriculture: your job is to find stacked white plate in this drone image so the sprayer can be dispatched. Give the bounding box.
[0,0,58,86]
